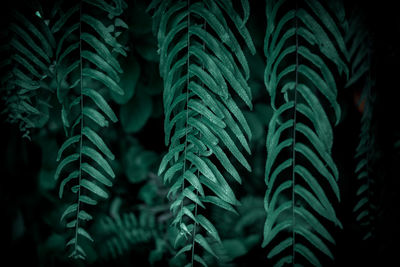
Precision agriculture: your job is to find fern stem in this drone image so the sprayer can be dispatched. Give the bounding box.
[291,0,299,264]
[74,0,84,256]
[179,0,191,230]
[191,16,206,267]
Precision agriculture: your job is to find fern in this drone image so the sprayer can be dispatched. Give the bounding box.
[53,0,127,259]
[344,11,369,88]
[206,196,265,266]
[344,12,378,241]
[96,210,162,259]
[263,0,347,265]
[353,77,377,241]
[1,6,55,139]
[149,0,255,265]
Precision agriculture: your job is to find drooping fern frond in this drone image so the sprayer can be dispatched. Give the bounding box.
[263,0,347,265]
[53,0,127,259]
[353,76,377,241]
[344,9,379,241]
[149,0,255,265]
[346,12,377,243]
[1,5,56,138]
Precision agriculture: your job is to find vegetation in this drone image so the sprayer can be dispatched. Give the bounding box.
[1,0,399,266]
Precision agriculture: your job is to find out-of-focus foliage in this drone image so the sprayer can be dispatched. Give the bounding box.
[1,0,399,267]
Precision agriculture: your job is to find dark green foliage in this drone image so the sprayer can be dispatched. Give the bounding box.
[149,0,256,264]
[353,78,377,241]
[344,11,379,242]
[262,0,347,265]
[122,143,158,184]
[344,11,369,88]
[1,6,55,138]
[53,0,128,259]
[95,209,162,259]
[1,1,398,266]
[205,196,265,266]
[120,90,153,134]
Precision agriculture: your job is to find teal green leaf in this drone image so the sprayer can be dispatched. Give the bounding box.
[81,146,115,178]
[78,210,93,221]
[81,32,121,72]
[77,227,94,242]
[82,50,119,82]
[81,162,112,187]
[182,188,205,208]
[81,179,108,199]
[82,107,109,127]
[201,195,237,214]
[80,195,98,205]
[82,68,123,95]
[59,171,79,198]
[158,144,185,175]
[55,154,79,181]
[195,234,218,259]
[111,55,140,104]
[120,91,153,133]
[60,203,78,222]
[56,135,80,161]
[82,126,114,160]
[196,214,221,243]
[82,87,118,123]
[186,152,216,183]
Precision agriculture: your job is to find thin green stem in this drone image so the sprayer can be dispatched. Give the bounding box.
[291,0,299,264]
[74,0,83,257]
[191,16,206,267]
[179,0,191,230]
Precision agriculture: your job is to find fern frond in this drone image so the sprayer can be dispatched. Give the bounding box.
[53,0,127,260]
[96,210,162,259]
[351,52,377,241]
[344,8,379,241]
[353,84,376,241]
[1,6,55,138]
[344,12,370,88]
[263,0,346,265]
[149,0,255,264]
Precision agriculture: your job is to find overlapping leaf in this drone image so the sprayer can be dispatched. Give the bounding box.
[53,0,127,260]
[95,211,161,259]
[263,0,346,265]
[1,7,55,138]
[149,0,255,264]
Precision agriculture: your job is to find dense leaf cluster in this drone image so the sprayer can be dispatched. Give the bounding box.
[1,0,396,266]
